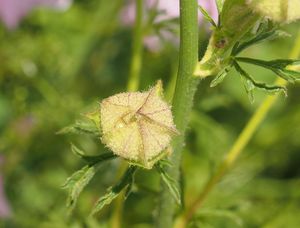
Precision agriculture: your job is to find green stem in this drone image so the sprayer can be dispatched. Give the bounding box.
[157,0,199,226]
[127,0,143,91]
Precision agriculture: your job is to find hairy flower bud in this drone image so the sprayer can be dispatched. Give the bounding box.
[100,81,178,169]
[247,0,300,23]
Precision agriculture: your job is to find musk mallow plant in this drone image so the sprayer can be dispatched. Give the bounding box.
[61,0,300,226]
[60,81,181,214]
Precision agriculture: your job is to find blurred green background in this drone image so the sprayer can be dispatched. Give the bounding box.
[1,0,300,227]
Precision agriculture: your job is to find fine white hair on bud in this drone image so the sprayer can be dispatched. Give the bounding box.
[247,0,300,23]
[100,81,178,169]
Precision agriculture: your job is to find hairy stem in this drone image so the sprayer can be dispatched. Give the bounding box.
[127,0,143,91]
[156,0,199,227]
[175,30,300,228]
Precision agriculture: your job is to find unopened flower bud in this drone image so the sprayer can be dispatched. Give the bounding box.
[100,81,178,169]
[247,0,300,23]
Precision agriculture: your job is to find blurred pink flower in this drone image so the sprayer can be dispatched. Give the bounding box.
[0,156,11,218]
[0,176,11,218]
[121,0,218,51]
[122,0,218,25]
[0,0,72,29]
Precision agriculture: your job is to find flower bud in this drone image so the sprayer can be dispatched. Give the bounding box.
[100,81,178,169]
[247,0,300,23]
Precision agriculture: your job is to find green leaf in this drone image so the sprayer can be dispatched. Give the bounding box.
[57,120,100,137]
[243,79,255,103]
[210,67,231,87]
[233,61,287,103]
[62,144,117,212]
[235,57,300,83]
[236,57,300,69]
[158,158,173,167]
[215,0,224,14]
[155,161,181,205]
[70,143,117,166]
[267,59,300,68]
[232,29,289,55]
[124,171,135,200]
[271,68,300,83]
[198,5,217,27]
[62,165,96,211]
[84,110,101,129]
[90,166,137,215]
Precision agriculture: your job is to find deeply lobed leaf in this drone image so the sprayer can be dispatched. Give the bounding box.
[236,57,300,83]
[90,166,137,215]
[233,61,287,102]
[57,120,100,137]
[62,165,96,211]
[70,143,117,166]
[155,161,181,205]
